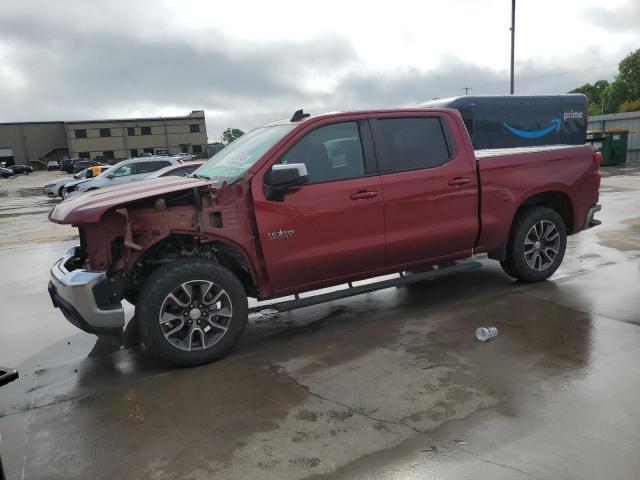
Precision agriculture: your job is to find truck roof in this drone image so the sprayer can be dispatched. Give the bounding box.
[263,108,457,127]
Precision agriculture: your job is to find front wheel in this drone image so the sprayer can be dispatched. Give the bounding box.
[136,259,248,366]
[500,206,567,282]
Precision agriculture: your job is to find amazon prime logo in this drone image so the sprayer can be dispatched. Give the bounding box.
[267,229,295,240]
[563,111,583,121]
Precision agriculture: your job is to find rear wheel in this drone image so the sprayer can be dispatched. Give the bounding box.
[500,207,566,282]
[137,259,248,366]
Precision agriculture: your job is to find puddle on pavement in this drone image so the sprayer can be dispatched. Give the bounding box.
[0,209,51,219]
[0,186,45,198]
[597,217,640,251]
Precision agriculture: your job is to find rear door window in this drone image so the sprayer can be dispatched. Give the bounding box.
[457,108,474,138]
[372,117,452,173]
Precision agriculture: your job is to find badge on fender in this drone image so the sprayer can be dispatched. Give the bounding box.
[267,229,295,240]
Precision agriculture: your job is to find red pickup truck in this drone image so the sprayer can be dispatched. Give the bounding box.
[48,108,601,366]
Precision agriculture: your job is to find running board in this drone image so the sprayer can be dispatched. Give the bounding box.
[249,261,482,315]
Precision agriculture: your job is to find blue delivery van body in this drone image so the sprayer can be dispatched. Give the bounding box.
[421,94,588,150]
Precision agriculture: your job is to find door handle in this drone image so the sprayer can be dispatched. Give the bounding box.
[448,177,471,186]
[350,190,378,200]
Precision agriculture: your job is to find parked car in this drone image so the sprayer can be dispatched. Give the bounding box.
[61,158,80,174]
[73,160,103,174]
[44,166,111,198]
[173,153,195,161]
[9,165,33,174]
[146,161,204,179]
[48,108,602,367]
[62,157,181,198]
[46,161,60,171]
[0,167,13,178]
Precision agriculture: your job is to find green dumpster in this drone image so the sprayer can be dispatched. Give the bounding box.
[586,130,629,166]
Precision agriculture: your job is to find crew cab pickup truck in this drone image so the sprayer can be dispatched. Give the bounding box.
[48,108,601,366]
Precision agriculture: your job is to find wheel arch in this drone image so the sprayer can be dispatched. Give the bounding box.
[122,233,259,303]
[516,190,575,234]
[489,189,575,262]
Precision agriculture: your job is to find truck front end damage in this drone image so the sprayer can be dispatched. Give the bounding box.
[48,247,125,336]
[47,177,262,337]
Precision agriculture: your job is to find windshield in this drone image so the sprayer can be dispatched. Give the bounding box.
[194,124,295,183]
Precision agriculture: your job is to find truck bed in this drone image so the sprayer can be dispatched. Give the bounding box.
[475,144,588,159]
[473,143,597,255]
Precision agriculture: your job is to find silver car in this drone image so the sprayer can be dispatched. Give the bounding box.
[44,166,110,198]
[62,157,181,198]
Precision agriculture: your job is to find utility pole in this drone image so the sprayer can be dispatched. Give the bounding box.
[510,0,516,94]
[461,86,472,95]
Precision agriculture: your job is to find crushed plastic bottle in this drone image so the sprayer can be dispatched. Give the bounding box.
[475,327,498,342]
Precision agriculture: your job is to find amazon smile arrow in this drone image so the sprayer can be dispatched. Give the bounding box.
[503,118,561,139]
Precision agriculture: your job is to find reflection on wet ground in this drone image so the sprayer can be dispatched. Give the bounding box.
[0,171,75,245]
[0,166,639,479]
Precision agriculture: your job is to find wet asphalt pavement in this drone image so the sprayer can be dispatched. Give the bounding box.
[1,167,639,479]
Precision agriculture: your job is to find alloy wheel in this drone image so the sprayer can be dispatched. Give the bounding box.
[524,220,560,271]
[159,280,233,351]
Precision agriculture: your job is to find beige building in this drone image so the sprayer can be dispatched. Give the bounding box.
[66,110,207,161]
[0,121,68,165]
[0,110,208,166]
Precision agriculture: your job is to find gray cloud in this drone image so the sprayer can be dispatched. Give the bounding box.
[580,0,640,33]
[0,2,635,140]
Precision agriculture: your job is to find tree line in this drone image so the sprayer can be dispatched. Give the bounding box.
[570,48,640,115]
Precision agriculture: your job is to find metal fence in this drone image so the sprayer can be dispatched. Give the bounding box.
[588,111,640,163]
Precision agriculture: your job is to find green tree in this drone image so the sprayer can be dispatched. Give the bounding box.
[569,49,640,114]
[603,79,630,113]
[618,48,640,102]
[221,128,244,145]
[570,79,609,107]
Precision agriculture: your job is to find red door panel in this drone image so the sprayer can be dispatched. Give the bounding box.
[370,114,479,267]
[381,158,478,266]
[253,176,385,293]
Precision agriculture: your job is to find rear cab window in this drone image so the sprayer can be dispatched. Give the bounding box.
[371,116,454,173]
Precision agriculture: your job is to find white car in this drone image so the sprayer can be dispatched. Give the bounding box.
[62,157,181,198]
[172,153,195,161]
[44,166,111,198]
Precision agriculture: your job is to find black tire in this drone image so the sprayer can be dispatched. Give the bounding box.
[136,259,248,367]
[58,186,65,198]
[500,206,566,282]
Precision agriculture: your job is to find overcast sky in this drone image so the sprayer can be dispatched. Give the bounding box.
[1,0,638,141]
